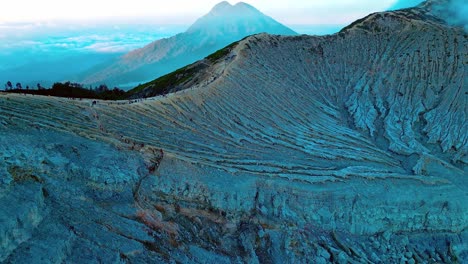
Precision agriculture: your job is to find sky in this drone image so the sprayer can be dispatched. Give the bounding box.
[388,0,424,10]
[0,0,403,26]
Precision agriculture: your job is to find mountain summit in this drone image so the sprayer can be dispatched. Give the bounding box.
[79,1,296,88]
[203,1,254,16]
[188,2,295,35]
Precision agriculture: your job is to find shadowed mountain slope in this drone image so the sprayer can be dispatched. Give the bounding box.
[0,0,466,262]
[78,1,296,89]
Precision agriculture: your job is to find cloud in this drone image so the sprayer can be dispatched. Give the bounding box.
[82,42,142,53]
[65,35,111,43]
[0,40,42,49]
[438,0,468,29]
[51,43,75,48]
[387,0,467,30]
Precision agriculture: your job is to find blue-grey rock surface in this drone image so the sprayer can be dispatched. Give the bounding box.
[0,0,467,263]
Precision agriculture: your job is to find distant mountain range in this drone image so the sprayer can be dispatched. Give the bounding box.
[78,1,297,89]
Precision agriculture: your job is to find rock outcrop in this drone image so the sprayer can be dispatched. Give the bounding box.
[0,0,467,262]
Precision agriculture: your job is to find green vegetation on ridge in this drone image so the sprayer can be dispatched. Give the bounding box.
[126,39,241,98]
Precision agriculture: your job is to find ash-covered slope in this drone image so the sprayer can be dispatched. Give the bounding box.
[0,0,467,263]
[134,0,467,167]
[78,1,296,89]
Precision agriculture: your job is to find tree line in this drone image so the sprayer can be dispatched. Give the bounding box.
[2,81,127,100]
[3,81,40,91]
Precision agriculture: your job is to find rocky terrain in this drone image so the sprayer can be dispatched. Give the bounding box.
[0,0,467,263]
[79,1,296,89]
